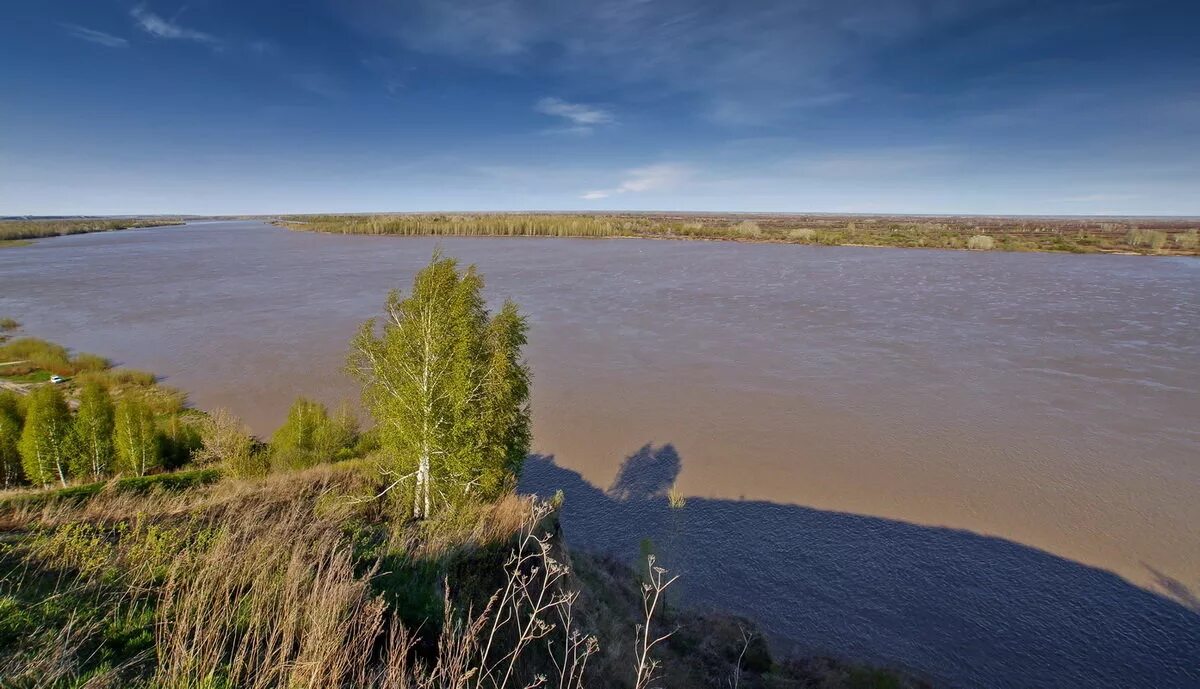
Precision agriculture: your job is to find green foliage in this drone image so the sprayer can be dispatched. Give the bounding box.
[0,468,220,510]
[967,235,995,250]
[0,217,182,242]
[1175,229,1199,249]
[0,317,19,332]
[158,412,203,470]
[0,393,23,488]
[348,253,532,518]
[195,408,263,477]
[1126,228,1169,250]
[0,337,72,375]
[106,368,157,386]
[71,352,112,373]
[19,385,72,488]
[270,398,359,470]
[113,396,161,477]
[71,381,115,481]
[286,213,1200,256]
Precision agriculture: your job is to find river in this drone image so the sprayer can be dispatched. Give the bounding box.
[1,221,1197,687]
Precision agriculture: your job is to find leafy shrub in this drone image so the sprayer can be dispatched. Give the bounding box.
[194,408,263,477]
[70,353,111,373]
[0,337,72,374]
[788,228,817,241]
[967,235,995,250]
[107,369,157,386]
[734,220,763,238]
[1126,228,1168,250]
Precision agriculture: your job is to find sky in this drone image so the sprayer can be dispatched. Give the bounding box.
[1,0,1198,216]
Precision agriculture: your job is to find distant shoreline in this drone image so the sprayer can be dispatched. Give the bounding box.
[274,212,1200,257]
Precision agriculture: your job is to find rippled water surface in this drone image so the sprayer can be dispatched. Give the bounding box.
[2,222,1197,687]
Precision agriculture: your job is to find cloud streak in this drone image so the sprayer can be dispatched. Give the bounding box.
[535,97,614,128]
[583,163,689,200]
[345,0,1025,124]
[62,24,129,48]
[131,6,220,46]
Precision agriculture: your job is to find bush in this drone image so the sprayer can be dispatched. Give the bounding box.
[71,353,111,373]
[0,338,72,374]
[270,398,359,470]
[1126,228,1168,250]
[0,318,19,332]
[1174,229,1198,250]
[734,220,762,238]
[107,369,157,386]
[967,235,995,250]
[787,228,817,242]
[194,408,264,477]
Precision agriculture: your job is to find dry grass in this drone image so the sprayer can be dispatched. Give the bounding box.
[0,218,182,242]
[0,462,684,688]
[967,235,995,250]
[281,213,1200,256]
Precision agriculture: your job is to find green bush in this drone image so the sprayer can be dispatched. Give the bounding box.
[967,235,995,250]
[71,353,112,373]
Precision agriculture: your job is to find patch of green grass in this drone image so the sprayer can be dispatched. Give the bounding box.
[0,468,221,510]
[0,369,52,383]
[0,239,33,249]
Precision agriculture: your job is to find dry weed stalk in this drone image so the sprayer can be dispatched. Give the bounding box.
[632,555,680,689]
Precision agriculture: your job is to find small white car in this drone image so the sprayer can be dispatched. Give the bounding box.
[49,375,64,384]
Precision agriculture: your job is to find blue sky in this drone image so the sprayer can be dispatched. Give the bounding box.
[2,1,1198,215]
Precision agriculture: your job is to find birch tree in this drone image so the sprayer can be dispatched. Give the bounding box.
[19,385,72,488]
[71,381,115,481]
[0,391,23,488]
[114,396,160,477]
[348,253,531,518]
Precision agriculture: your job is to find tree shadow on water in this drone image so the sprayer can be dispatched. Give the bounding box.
[606,443,681,501]
[519,450,1200,689]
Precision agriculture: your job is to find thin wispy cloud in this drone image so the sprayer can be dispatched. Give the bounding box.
[536,97,613,126]
[290,71,342,99]
[1058,193,1140,203]
[535,97,614,134]
[583,163,689,200]
[62,24,129,48]
[131,5,220,46]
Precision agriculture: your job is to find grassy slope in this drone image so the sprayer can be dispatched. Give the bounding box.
[279,213,1200,256]
[0,462,928,688]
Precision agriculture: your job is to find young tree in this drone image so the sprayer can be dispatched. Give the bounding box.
[314,402,359,460]
[271,397,360,469]
[19,385,72,488]
[270,397,327,469]
[195,408,263,477]
[71,381,115,481]
[114,396,160,477]
[159,412,202,470]
[348,253,531,518]
[0,391,23,488]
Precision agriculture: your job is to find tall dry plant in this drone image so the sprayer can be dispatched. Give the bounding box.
[148,492,674,689]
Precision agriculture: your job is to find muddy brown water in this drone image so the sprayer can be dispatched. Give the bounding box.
[2,221,1197,687]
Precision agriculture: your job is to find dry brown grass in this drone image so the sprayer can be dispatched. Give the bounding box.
[1,462,683,688]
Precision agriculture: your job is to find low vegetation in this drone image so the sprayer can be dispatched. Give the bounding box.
[0,256,928,688]
[280,213,1200,256]
[0,218,183,244]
